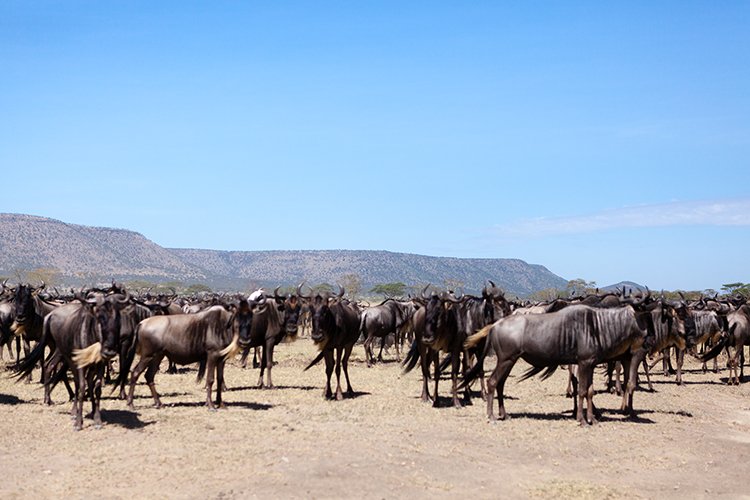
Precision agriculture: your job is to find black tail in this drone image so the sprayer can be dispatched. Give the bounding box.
[458,332,491,390]
[196,356,207,383]
[518,364,558,382]
[11,318,49,381]
[701,327,733,363]
[401,339,420,374]
[437,353,452,376]
[304,349,326,371]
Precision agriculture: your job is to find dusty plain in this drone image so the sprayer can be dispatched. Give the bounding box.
[1,338,749,499]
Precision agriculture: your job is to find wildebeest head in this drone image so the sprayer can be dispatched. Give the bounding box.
[13,283,34,327]
[95,291,131,360]
[309,294,335,345]
[423,293,459,346]
[273,287,301,336]
[235,298,255,348]
[670,301,697,349]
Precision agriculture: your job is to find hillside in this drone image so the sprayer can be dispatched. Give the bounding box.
[0,213,567,296]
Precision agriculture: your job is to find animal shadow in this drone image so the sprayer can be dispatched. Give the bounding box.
[0,393,23,405]
[100,409,155,430]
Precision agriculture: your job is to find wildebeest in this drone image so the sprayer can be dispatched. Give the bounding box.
[302,287,361,400]
[11,283,59,368]
[359,298,416,366]
[13,289,130,430]
[463,300,657,424]
[403,290,465,408]
[123,300,255,410]
[703,303,750,384]
[239,287,302,388]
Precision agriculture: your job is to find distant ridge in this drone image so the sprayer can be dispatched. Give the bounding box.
[0,213,567,296]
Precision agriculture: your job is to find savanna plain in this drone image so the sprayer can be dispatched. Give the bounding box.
[1,338,749,499]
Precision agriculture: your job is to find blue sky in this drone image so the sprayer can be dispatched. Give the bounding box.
[1,2,748,291]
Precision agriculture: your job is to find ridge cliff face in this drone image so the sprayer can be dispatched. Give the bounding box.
[0,213,567,296]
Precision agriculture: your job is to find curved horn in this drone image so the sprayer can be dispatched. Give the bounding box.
[420,284,430,300]
[297,281,312,299]
[336,285,345,299]
[273,286,285,300]
[114,289,131,304]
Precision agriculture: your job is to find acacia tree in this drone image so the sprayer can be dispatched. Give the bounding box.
[566,278,597,296]
[339,273,362,299]
[370,282,406,297]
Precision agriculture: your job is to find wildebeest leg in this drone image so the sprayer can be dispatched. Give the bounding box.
[144,354,164,408]
[661,348,670,377]
[451,349,462,409]
[127,354,154,409]
[486,357,516,421]
[621,352,645,416]
[74,368,86,431]
[342,342,355,398]
[364,333,374,367]
[614,361,623,395]
[566,365,576,398]
[239,345,250,369]
[257,345,267,388]
[676,348,685,385]
[377,336,386,362]
[395,329,402,361]
[205,355,218,410]
[461,349,472,403]
[641,358,654,392]
[577,362,596,425]
[418,343,431,403]
[89,365,104,429]
[166,359,178,374]
[323,350,334,399]
[431,350,440,408]
[253,347,260,369]
[215,359,226,409]
[265,340,275,389]
[334,347,345,401]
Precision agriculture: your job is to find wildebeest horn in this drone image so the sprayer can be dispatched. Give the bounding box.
[420,284,430,300]
[114,289,131,304]
[273,286,285,300]
[336,285,345,299]
[488,280,496,288]
[297,281,311,299]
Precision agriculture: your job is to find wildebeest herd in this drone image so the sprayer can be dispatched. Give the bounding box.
[0,279,747,430]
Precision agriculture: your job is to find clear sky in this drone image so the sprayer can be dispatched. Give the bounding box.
[1,2,748,292]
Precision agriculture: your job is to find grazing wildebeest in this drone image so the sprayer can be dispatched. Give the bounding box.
[359,298,416,366]
[239,287,302,388]
[462,300,657,424]
[13,289,130,430]
[302,287,361,400]
[123,300,255,410]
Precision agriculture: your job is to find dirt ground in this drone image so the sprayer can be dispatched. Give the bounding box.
[1,339,749,499]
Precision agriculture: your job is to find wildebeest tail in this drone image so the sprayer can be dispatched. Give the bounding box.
[458,327,492,390]
[11,316,49,381]
[196,356,207,383]
[401,338,420,374]
[304,349,326,371]
[518,364,558,382]
[701,326,733,363]
[465,324,492,350]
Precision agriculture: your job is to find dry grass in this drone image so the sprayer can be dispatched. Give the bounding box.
[1,340,748,499]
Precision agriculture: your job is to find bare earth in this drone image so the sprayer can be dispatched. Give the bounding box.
[1,339,749,499]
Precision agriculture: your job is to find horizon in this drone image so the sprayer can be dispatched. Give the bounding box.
[1,3,748,292]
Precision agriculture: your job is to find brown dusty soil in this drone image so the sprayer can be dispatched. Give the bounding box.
[1,339,749,499]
